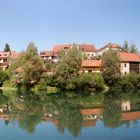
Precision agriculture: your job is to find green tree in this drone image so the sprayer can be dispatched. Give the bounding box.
[102,50,121,87]
[4,43,11,52]
[0,70,9,86]
[122,40,129,52]
[122,41,138,53]
[53,47,82,90]
[130,41,138,53]
[9,42,44,88]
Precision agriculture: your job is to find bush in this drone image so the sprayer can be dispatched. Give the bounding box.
[78,73,105,91]
[119,73,140,91]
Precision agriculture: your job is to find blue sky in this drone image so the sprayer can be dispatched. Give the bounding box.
[0,0,140,51]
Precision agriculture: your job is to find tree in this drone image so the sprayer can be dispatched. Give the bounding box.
[122,40,129,52]
[122,41,138,53]
[9,42,44,88]
[4,43,11,52]
[0,70,9,86]
[130,41,138,53]
[102,50,121,87]
[53,47,82,90]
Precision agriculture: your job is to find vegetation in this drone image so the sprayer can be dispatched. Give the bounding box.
[4,43,11,52]
[102,50,121,87]
[122,40,138,53]
[0,70,9,86]
[9,43,44,89]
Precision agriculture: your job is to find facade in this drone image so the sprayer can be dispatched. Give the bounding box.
[96,43,121,56]
[119,52,140,74]
[0,51,10,70]
[81,60,102,73]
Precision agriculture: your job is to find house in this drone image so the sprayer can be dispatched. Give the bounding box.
[40,51,56,62]
[81,60,102,73]
[0,51,10,70]
[96,43,121,56]
[119,52,140,74]
[53,44,97,60]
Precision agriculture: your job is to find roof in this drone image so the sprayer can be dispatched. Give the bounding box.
[10,51,20,59]
[0,51,10,58]
[79,44,96,52]
[97,43,121,52]
[122,111,140,121]
[82,60,102,67]
[53,44,96,54]
[40,51,54,57]
[53,45,70,54]
[15,67,24,73]
[80,108,102,115]
[119,52,140,62]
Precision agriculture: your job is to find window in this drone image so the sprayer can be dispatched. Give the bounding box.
[125,72,127,74]
[124,64,127,67]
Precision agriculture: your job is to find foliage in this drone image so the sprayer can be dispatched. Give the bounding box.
[119,73,140,91]
[4,43,11,52]
[0,70,9,86]
[53,47,82,90]
[102,50,121,87]
[9,42,44,88]
[78,73,105,91]
[122,40,138,53]
[103,91,122,128]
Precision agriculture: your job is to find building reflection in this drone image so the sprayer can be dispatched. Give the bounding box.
[0,99,140,130]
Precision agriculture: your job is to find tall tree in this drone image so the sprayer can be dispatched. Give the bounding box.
[9,42,43,88]
[53,47,82,90]
[4,43,11,52]
[102,50,121,87]
[122,40,129,52]
[129,41,138,53]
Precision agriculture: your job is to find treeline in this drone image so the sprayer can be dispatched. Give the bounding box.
[0,42,140,92]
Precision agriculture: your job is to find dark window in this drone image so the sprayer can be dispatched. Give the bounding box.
[88,70,92,73]
[130,62,140,74]
[124,64,127,67]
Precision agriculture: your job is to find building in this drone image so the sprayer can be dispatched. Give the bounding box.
[81,60,102,73]
[119,52,140,74]
[0,51,10,70]
[96,43,121,56]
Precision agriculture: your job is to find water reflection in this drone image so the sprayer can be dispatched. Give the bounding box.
[0,90,140,137]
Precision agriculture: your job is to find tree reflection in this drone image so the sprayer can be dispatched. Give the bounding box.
[103,90,122,128]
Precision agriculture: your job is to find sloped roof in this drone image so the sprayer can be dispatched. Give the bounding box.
[53,45,70,54]
[119,52,140,62]
[10,51,20,59]
[82,60,102,67]
[15,67,24,73]
[40,51,54,56]
[97,43,121,51]
[80,108,102,115]
[53,44,96,54]
[79,44,96,52]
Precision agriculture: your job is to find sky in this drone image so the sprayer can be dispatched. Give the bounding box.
[0,0,140,52]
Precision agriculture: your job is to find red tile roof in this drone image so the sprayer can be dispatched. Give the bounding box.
[119,52,140,62]
[40,51,54,57]
[82,60,102,67]
[122,111,140,121]
[80,108,102,115]
[53,44,96,54]
[79,44,96,52]
[97,43,120,51]
[10,51,20,59]
[53,45,70,54]
[15,67,24,73]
